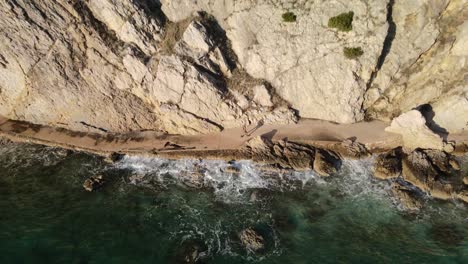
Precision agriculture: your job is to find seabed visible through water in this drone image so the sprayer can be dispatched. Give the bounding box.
[0,142,467,263]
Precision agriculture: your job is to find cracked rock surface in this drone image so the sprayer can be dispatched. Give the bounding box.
[0,0,466,135]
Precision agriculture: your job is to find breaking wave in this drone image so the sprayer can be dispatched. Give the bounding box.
[114,155,392,204]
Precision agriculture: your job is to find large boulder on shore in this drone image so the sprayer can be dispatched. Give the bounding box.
[402,150,441,194]
[313,149,340,177]
[401,150,467,202]
[373,148,402,179]
[385,110,445,151]
[245,137,315,171]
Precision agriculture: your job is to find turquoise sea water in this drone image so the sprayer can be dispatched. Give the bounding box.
[0,142,467,263]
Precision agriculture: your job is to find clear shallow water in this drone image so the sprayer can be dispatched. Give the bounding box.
[0,143,467,263]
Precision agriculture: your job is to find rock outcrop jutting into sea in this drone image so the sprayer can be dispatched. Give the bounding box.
[1,0,466,135]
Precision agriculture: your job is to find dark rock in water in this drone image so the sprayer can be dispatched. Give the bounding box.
[224,165,240,174]
[391,183,422,212]
[172,239,208,263]
[430,223,464,248]
[104,152,125,163]
[181,171,205,189]
[313,149,341,177]
[374,148,402,179]
[239,228,265,252]
[55,148,74,157]
[306,206,327,222]
[0,137,12,146]
[83,175,105,192]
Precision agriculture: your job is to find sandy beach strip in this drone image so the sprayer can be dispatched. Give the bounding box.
[0,115,466,159]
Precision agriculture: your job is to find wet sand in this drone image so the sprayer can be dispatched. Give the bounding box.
[0,115,466,159]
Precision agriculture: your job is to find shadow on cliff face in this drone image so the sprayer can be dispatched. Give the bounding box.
[415,104,449,140]
[131,0,167,25]
[366,0,396,90]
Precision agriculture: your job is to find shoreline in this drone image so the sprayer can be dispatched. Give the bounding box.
[2,115,468,205]
[1,115,467,161]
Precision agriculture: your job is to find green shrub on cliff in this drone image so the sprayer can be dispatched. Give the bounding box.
[328,12,354,31]
[343,47,364,59]
[282,12,297,22]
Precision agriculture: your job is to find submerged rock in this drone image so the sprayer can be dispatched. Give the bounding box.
[430,223,465,248]
[373,148,402,179]
[239,228,265,252]
[313,149,340,177]
[104,152,125,163]
[83,175,105,192]
[172,239,208,264]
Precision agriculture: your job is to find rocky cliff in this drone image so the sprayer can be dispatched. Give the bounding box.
[0,0,466,135]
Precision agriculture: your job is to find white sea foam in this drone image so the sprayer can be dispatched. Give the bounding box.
[114,155,394,205]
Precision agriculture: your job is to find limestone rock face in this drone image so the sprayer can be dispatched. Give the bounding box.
[1,0,466,138]
[162,0,389,124]
[385,110,444,151]
[0,0,165,133]
[0,0,296,135]
[365,0,468,134]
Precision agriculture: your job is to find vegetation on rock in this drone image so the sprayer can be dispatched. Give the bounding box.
[343,47,364,59]
[328,12,354,31]
[282,12,297,22]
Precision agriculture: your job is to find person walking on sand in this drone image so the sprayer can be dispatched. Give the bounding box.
[242,119,264,137]
[241,122,250,138]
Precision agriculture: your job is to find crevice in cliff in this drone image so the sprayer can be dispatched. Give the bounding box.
[198,12,238,72]
[6,0,54,42]
[0,54,7,68]
[197,13,294,111]
[366,0,396,90]
[71,0,149,63]
[168,104,225,132]
[130,0,167,26]
[159,18,193,55]
[79,121,109,133]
